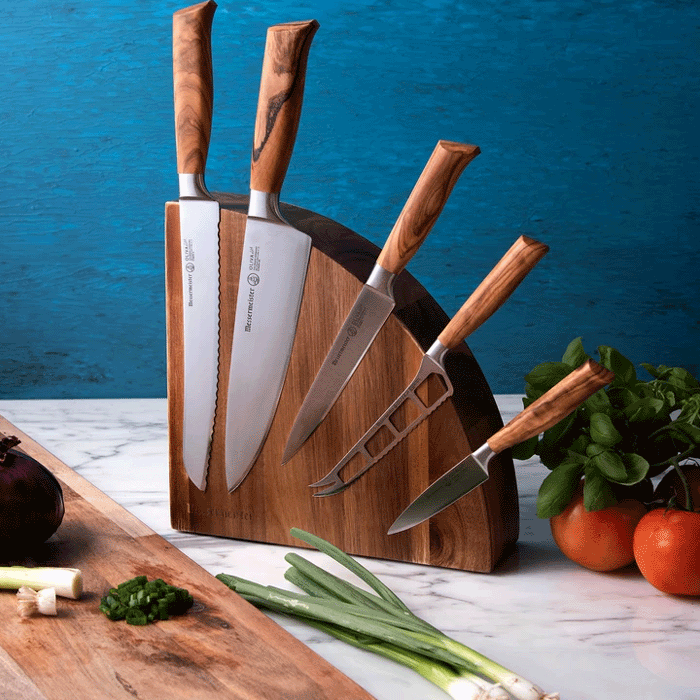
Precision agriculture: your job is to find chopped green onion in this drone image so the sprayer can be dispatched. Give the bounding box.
[217,529,559,700]
[99,575,193,625]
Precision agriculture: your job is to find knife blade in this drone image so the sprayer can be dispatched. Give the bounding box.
[282,140,481,465]
[310,234,549,495]
[388,359,615,534]
[225,19,319,492]
[173,0,219,491]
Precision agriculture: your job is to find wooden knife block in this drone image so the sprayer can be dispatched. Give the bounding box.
[165,194,519,572]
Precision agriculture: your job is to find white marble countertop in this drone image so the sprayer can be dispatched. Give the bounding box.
[1,397,698,700]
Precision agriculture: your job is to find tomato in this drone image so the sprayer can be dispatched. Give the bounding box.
[550,482,647,571]
[633,508,700,595]
[653,464,700,512]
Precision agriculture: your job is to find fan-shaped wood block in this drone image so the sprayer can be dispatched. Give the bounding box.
[166,195,519,572]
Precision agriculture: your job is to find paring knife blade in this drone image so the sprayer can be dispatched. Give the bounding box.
[282,140,481,465]
[310,234,549,496]
[173,0,220,491]
[388,359,615,534]
[225,19,319,492]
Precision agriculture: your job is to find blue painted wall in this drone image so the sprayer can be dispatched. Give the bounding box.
[1,0,698,398]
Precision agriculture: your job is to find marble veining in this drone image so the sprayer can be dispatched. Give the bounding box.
[0,397,698,700]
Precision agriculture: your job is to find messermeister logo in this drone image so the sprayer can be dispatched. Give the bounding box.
[244,245,261,332]
[183,239,195,307]
[331,304,367,365]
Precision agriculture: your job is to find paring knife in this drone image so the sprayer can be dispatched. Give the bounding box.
[282,140,481,465]
[225,19,319,492]
[310,235,549,496]
[388,359,615,534]
[173,0,220,491]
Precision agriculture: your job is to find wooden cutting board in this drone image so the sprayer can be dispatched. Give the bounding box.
[0,416,376,700]
[166,195,519,573]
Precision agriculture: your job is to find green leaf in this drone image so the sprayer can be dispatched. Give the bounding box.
[511,435,539,460]
[582,466,618,511]
[623,397,665,423]
[590,449,627,481]
[536,460,583,518]
[589,412,623,447]
[677,395,700,426]
[539,413,577,453]
[598,345,637,386]
[617,453,650,485]
[561,337,590,369]
[524,362,572,392]
[586,442,607,458]
[669,422,700,445]
[583,389,612,416]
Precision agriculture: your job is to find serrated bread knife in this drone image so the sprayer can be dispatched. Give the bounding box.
[388,359,615,534]
[310,235,550,496]
[282,140,481,465]
[173,0,219,491]
[224,19,319,492]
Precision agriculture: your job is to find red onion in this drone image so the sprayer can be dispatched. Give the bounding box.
[0,436,65,556]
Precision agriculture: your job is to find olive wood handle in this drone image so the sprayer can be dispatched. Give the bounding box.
[250,20,319,194]
[437,235,549,349]
[173,1,217,175]
[376,140,480,275]
[488,359,614,454]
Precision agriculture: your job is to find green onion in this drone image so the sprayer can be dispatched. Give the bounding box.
[0,566,82,599]
[216,529,559,700]
[99,576,193,625]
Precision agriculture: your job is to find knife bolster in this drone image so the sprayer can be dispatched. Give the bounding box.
[249,189,285,223]
[366,263,396,298]
[179,173,211,199]
[425,338,450,366]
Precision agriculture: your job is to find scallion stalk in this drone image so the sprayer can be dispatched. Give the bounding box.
[0,566,83,599]
[216,529,559,700]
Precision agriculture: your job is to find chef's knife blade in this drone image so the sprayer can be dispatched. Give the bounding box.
[311,235,549,495]
[282,140,480,465]
[225,20,319,492]
[173,0,219,491]
[388,359,615,534]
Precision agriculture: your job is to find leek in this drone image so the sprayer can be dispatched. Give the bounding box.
[217,528,559,700]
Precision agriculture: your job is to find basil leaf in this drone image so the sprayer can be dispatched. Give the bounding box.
[562,337,590,369]
[590,449,627,481]
[524,362,572,392]
[536,460,583,518]
[583,466,618,511]
[617,453,650,485]
[589,412,623,447]
[623,397,665,423]
[598,345,637,386]
[511,435,539,460]
[540,413,577,452]
[583,389,612,417]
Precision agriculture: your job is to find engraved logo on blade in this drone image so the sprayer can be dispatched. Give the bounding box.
[183,239,195,307]
[331,304,367,366]
[244,245,261,333]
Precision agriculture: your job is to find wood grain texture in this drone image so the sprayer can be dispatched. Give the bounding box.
[166,196,519,572]
[376,140,480,274]
[438,235,549,349]
[0,416,375,700]
[250,20,319,194]
[488,359,614,453]
[173,1,216,174]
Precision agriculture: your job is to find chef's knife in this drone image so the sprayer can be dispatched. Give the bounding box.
[173,0,219,491]
[225,19,319,492]
[311,235,549,495]
[388,359,615,534]
[282,140,481,465]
